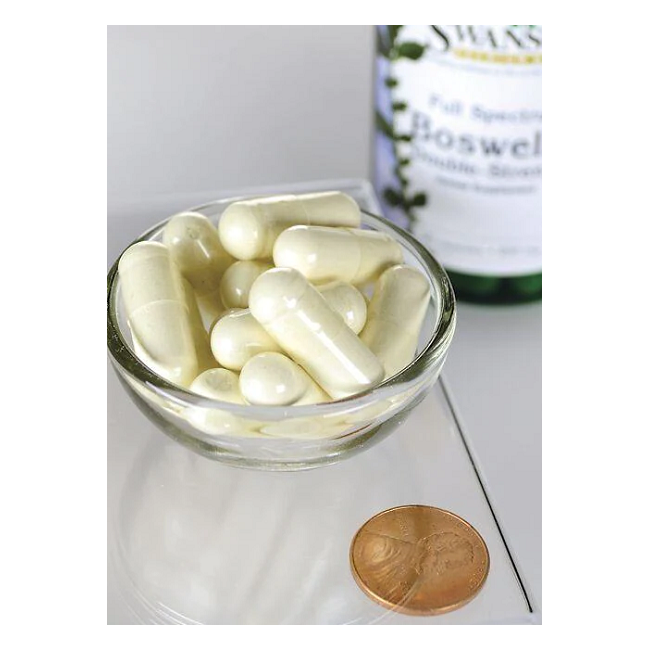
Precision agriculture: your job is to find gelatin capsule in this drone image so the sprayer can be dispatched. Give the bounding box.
[119,241,198,387]
[210,308,281,371]
[163,212,234,319]
[249,268,384,399]
[360,265,430,378]
[218,191,360,260]
[181,278,218,373]
[190,368,244,404]
[273,225,403,285]
[219,260,273,309]
[318,281,367,334]
[239,352,329,406]
[187,368,263,437]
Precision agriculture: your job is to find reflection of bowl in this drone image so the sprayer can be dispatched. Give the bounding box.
[110,433,405,624]
[107,197,456,470]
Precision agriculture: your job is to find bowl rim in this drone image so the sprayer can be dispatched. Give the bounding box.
[107,198,456,418]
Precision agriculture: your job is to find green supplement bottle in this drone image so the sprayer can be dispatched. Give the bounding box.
[374,25,542,304]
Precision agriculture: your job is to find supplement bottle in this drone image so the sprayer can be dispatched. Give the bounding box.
[374,25,542,303]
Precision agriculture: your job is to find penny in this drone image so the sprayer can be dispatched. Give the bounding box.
[349,505,489,616]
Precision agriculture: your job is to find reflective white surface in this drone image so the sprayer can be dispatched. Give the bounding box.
[443,301,542,614]
[107,180,540,623]
[108,369,533,624]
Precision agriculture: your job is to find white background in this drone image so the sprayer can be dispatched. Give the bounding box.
[109,26,374,203]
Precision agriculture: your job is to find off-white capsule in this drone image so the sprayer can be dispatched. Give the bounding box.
[318,281,367,334]
[219,260,273,309]
[181,278,218,373]
[128,329,164,377]
[163,212,234,320]
[129,275,216,375]
[249,268,384,399]
[188,369,263,437]
[190,368,244,404]
[240,352,329,406]
[118,242,198,387]
[210,309,281,371]
[360,265,431,378]
[261,416,350,440]
[218,191,360,260]
[273,226,403,285]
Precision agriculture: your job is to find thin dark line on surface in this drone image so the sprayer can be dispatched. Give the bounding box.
[439,377,535,614]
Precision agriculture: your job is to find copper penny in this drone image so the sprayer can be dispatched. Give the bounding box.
[349,505,489,616]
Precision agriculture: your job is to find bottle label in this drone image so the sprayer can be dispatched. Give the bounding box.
[375,25,542,276]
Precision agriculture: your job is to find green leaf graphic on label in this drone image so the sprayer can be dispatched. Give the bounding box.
[375,110,393,138]
[383,188,404,207]
[396,42,426,60]
[409,193,427,207]
[386,25,403,47]
[375,29,431,228]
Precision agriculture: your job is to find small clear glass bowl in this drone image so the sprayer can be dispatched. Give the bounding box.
[107,196,456,470]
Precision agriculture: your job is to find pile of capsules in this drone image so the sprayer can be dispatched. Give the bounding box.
[119,191,431,412]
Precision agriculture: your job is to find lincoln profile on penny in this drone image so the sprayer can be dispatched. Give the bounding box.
[350,505,489,616]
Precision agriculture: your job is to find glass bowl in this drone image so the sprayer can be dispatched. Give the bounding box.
[107,196,456,470]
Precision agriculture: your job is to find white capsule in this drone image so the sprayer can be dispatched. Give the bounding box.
[343,400,394,426]
[118,242,198,387]
[261,416,350,440]
[210,308,281,371]
[163,212,234,319]
[249,268,384,399]
[218,191,360,260]
[318,281,367,334]
[187,369,263,437]
[190,368,244,404]
[128,329,164,377]
[128,275,216,376]
[240,352,329,406]
[273,225,403,285]
[181,278,218,373]
[219,260,273,309]
[360,265,431,378]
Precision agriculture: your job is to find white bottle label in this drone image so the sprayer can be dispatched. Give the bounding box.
[376,25,542,276]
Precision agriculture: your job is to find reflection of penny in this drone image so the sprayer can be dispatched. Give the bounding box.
[349,505,489,616]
